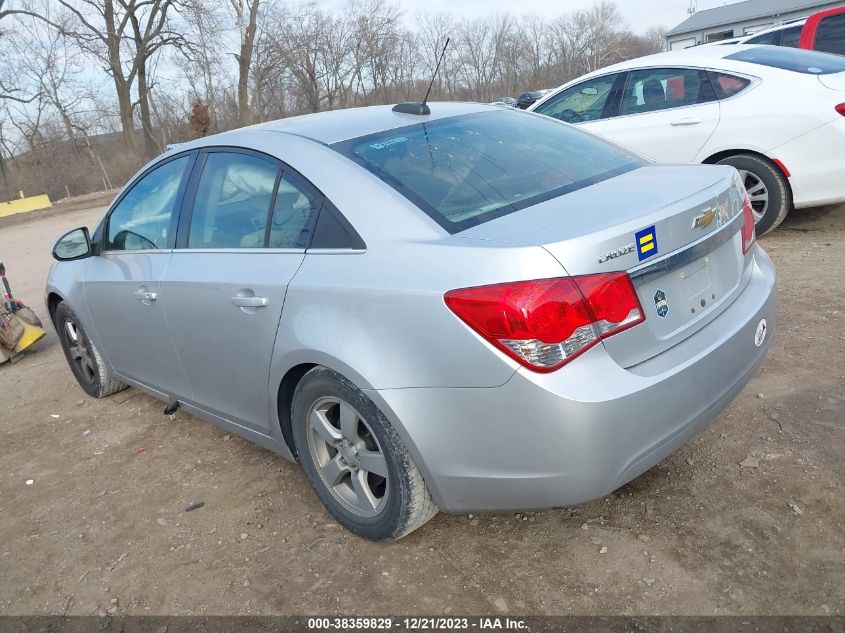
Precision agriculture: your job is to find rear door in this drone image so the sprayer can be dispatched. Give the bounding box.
[84,152,195,398]
[160,148,321,433]
[599,67,720,163]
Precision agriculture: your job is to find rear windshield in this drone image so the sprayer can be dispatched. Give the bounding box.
[726,46,845,74]
[332,110,644,233]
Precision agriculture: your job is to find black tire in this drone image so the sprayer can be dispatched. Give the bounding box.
[716,153,792,237]
[54,301,127,398]
[291,366,437,541]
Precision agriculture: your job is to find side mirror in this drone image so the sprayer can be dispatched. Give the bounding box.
[52,227,92,261]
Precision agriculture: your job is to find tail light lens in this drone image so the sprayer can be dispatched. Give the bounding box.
[836,103,845,116]
[444,273,645,372]
[741,192,756,254]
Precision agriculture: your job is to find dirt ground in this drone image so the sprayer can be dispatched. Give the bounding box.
[0,199,842,617]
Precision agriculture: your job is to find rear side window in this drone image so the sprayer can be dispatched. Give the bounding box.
[707,71,752,99]
[620,68,716,115]
[815,14,845,56]
[726,46,845,73]
[266,173,321,248]
[332,110,645,234]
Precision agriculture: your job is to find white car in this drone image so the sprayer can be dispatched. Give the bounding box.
[529,45,845,234]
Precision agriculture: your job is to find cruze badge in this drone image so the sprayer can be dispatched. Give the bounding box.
[692,209,716,229]
[598,243,635,263]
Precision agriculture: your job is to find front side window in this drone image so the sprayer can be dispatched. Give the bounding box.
[106,155,191,251]
[533,75,618,123]
[726,46,845,73]
[620,68,716,116]
[332,110,645,234]
[188,152,279,249]
[815,14,845,56]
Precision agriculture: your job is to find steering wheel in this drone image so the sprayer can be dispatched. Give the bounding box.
[111,229,157,251]
[557,109,585,124]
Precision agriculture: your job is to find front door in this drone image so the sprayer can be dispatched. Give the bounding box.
[600,67,720,163]
[161,150,322,432]
[531,73,621,137]
[84,153,195,398]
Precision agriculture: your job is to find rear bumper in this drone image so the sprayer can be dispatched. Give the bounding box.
[774,117,845,209]
[368,248,777,513]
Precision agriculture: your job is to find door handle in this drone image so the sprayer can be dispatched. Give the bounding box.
[134,289,157,302]
[230,296,268,308]
[671,117,703,126]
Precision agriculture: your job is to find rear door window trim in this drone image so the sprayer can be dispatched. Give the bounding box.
[174,146,330,252]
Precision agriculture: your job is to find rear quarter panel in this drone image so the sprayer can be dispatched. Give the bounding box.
[695,66,839,161]
[247,133,564,391]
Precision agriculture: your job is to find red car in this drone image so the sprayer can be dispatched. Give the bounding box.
[741,5,845,56]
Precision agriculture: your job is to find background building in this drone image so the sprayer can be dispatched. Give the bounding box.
[666,0,843,49]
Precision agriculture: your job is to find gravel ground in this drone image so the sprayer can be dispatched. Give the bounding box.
[0,201,842,616]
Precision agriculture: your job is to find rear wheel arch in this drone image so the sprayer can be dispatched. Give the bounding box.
[275,360,442,501]
[289,365,438,540]
[277,363,318,459]
[702,150,793,235]
[702,149,791,182]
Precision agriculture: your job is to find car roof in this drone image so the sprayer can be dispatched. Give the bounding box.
[529,45,791,111]
[542,44,790,88]
[590,43,774,73]
[237,101,491,145]
[741,19,807,39]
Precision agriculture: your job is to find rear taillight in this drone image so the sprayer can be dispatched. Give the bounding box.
[444,273,645,372]
[741,193,756,254]
[836,103,845,116]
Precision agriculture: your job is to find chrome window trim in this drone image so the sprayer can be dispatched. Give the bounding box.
[305,248,367,255]
[169,247,307,254]
[100,249,173,255]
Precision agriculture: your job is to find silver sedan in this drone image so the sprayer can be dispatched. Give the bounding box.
[46,102,776,541]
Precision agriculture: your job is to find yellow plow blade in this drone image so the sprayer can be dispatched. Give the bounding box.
[12,316,46,353]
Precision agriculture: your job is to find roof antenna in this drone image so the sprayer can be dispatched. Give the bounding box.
[393,37,450,116]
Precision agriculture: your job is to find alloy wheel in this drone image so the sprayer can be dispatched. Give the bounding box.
[738,169,769,225]
[64,319,95,384]
[306,396,389,518]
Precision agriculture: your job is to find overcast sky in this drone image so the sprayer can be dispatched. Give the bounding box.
[324,0,736,33]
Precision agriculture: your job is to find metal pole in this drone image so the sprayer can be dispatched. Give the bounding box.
[96,154,113,190]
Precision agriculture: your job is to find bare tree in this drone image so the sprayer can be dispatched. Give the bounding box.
[180,0,225,128]
[1,0,669,200]
[23,0,187,158]
[456,14,515,102]
[228,0,261,126]
[415,12,455,99]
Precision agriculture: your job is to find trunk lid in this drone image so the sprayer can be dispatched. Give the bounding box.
[458,164,750,367]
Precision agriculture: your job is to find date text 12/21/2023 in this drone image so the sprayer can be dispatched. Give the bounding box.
[306,617,528,630]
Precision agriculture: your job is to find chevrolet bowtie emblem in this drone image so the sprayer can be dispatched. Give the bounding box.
[692,209,716,229]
